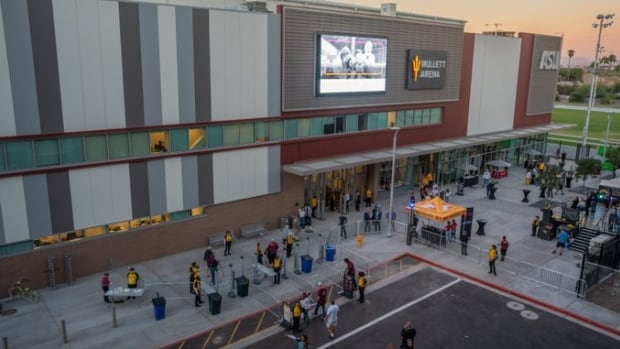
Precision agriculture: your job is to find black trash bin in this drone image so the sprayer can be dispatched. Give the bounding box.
[208,292,221,315]
[236,276,249,297]
[152,293,166,320]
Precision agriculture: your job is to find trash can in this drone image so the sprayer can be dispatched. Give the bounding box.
[325,245,336,262]
[152,293,166,320]
[208,292,222,315]
[236,276,249,297]
[301,255,313,273]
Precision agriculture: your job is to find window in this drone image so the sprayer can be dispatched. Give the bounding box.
[285,119,298,139]
[368,113,380,130]
[346,115,359,132]
[422,109,431,123]
[297,119,311,138]
[239,123,254,145]
[357,114,367,131]
[269,121,283,141]
[61,137,84,164]
[85,135,108,162]
[150,131,169,153]
[310,118,324,136]
[405,110,414,126]
[170,129,188,152]
[130,132,150,156]
[430,108,442,124]
[414,109,423,125]
[335,116,345,133]
[207,125,223,147]
[255,122,269,142]
[189,128,206,150]
[170,210,190,221]
[223,124,239,146]
[109,134,129,159]
[6,141,34,170]
[34,139,60,167]
[0,143,5,171]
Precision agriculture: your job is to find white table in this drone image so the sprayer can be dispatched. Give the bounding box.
[105,287,145,304]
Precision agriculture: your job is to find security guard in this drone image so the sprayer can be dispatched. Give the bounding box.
[358,272,367,303]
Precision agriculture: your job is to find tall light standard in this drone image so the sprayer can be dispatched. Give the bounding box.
[582,13,615,157]
[603,109,612,160]
[387,126,401,238]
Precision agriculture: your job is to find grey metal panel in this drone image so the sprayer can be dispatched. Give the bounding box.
[47,171,74,233]
[181,156,199,208]
[0,201,4,244]
[129,162,150,218]
[119,2,145,127]
[267,13,281,117]
[1,0,40,135]
[27,0,63,134]
[176,6,195,123]
[527,35,561,116]
[147,160,166,215]
[192,8,210,122]
[267,146,281,193]
[23,174,52,239]
[281,7,464,111]
[196,153,213,205]
[139,4,162,126]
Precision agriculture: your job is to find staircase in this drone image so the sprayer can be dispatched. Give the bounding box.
[571,227,598,253]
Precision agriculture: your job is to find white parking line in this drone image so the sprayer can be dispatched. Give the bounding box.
[317,278,461,349]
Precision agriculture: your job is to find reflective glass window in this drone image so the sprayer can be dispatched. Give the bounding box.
[431,108,442,124]
[414,109,423,125]
[207,125,223,147]
[285,119,298,139]
[297,118,311,138]
[6,141,34,170]
[223,124,239,146]
[335,116,345,133]
[108,134,129,159]
[150,131,169,153]
[405,110,415,126]
[189,128,206,150]
[368,113,379,130]
[0,143,5,171]
[170,210,191,221]
[85,135,108,162]
[34,139,60,167]
[269,121,283,141]
[61,137,84,164]
[376,112,387,128]
[170,129,188,152]
[310,118,323,136]
[239,123,254,145]
[130,132,150,156]
[345,115,359,132]
[255,122,269,142]
[422,109,431,123]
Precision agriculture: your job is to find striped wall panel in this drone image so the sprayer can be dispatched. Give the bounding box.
[119,2,145,128]
[23,174,52,239]
[176,6,195,123]
[0,1,16,137]
[139,3,162,126]
[0,177,29,243]
[164,157,183,212]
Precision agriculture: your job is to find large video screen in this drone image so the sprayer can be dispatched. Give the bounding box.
[317,34,387,95]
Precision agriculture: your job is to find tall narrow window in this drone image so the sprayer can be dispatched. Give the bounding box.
[223,124,240,146]
[34,139,60,167]
[85,135,108,162]
[130,132,150,156]
[239,123,254,145]
[6,141,34,170]
[61,137,84,164]
[207,125,223,147]
[189,128,206,150]
[170,129,188,152]
[109,134,129,159]
[269,121,283,141]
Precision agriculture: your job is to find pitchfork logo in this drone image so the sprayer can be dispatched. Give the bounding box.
[412,55,421,82]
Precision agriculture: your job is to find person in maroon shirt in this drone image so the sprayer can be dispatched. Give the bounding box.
[101,273,111,303]
[500,236,510,261]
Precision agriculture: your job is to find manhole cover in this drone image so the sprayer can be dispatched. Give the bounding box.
[520,310,539,320]
[506,301,525,311]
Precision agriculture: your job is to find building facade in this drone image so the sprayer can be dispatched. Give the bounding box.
[0,0,563,291]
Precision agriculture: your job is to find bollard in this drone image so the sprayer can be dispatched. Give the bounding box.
[64,255,73,286]
[294,244,301,275]
[3,336,8,349]
[316,234,325,264]
[112,305,117,328]
[61,319,68,344]
[357,233,363,248]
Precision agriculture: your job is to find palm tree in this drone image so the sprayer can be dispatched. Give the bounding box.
[609,53,617,70]
[567,49,575,81]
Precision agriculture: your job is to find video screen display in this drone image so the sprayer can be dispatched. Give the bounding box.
[317,34,387,94]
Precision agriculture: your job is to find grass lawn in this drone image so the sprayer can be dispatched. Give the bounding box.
[551,108,620,141]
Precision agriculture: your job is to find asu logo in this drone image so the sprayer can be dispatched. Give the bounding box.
[412,55,421,82]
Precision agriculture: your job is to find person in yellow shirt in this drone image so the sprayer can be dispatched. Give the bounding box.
[311,195,318,218]
[292,301,302,335]
[273,255,282,284]
[488,245,497,275]
[189,262,199,294]
[224,230,233,256]
[286,231,295,258]
[126,267,140,300]
[255,242,263,265]
[357,272,367,304]
[192,274,203,307]
[365,188,373,207]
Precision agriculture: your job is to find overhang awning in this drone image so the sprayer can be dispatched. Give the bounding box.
[283,123,574,176]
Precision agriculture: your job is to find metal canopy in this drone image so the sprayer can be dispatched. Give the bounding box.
[283,123,574,176]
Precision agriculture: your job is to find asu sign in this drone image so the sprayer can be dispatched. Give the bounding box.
[407,49,447,90]
[539,50,560,70]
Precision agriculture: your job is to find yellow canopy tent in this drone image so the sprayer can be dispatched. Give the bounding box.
[411,196,466,222]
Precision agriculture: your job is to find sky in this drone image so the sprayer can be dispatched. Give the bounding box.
[340,0,619,66]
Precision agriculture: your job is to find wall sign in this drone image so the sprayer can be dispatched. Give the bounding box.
[406,49,447,90]
[539,50,560,70]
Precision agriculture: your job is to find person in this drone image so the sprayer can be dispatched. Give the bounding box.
[126,267,140,299]
[444,221,452,243]
[364,209,372,232]
[101,273,111,303]
[388,209,397,232]
[296,334,309,349]
[292,301,302,335]
[460,232,469,256]
[298,205,306,229]
[339,214,348,239]
[344,258,355,277]
[362,40,376,65]
[402,338,414,349]
[267,239,279,265]
[224,230,233,256]
[450,219,457,242]
[313,282,327,318]
[311,195,318,218]
[355,191,361,211]
[192,274,203,307]
[531,215,540,237]
[483,168,491,187]
[325,299,340,340]
[273,254,282,284]
[300,292,313,324]
[374,205,382,232]
[357,271,366,304]
[571,197,579,209]
[344,192,351,213]
[189,262,199,294]
[304,203,312,228]
[286,230,295,258]
[499,236,509,261]
[365,188,373,207]
[566,167,574,188]
[445,188,452,202]
[525,170,532,185]
[204,247,219,285]
[488,245,497,275]
[552,228,570,255]
[255,242,263,265]
[400,321,416,348]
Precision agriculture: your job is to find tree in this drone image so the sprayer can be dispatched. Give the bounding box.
[605,146,620,178]
[574,158,602,187]
[538,164,562,198]
[567,49,575,81]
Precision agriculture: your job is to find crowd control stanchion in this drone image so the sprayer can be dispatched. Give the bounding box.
[294,244,302,275]
[252,263,261,285]
[227,264,236,298]
[316,234,325,264]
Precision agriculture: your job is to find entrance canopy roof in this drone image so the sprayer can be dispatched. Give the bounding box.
[413,196,466,222]
[283,123,573,176]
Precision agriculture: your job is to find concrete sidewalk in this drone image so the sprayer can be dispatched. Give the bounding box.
[1,165,619,348]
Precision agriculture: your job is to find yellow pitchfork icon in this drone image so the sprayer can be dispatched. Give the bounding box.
[412,55,421,82]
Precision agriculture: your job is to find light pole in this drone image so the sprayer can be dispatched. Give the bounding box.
[387,126,401,238]
[582,13,615,158]
[603,109,612,160]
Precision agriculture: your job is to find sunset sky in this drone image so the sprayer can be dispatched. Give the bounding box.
[341,0,619,66]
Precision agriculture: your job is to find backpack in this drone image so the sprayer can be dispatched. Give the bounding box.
[207,254,218,268]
